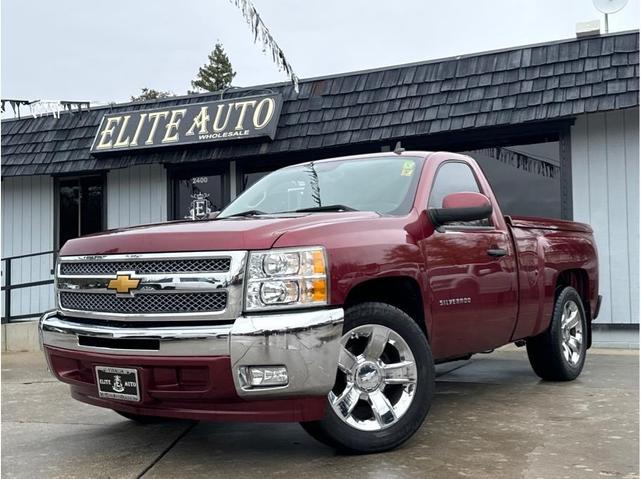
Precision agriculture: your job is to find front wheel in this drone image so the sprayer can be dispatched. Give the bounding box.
[301,302,434,453]
[526,287,588,381]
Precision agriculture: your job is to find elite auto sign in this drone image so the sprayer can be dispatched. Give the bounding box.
[90,93,282,153]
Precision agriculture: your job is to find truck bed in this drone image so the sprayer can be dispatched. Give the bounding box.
[506,215,599,342]
[508,215,593,233]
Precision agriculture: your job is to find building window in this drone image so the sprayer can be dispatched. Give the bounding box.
[462,141,561,219]
[57,176,105,247]
[237,158,296,194]
[241,170,270,191]
[172,168,229,220]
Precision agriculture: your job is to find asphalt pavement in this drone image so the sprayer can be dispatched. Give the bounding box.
[2,347,638,479]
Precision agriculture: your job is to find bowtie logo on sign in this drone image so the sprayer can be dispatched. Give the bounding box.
[90,94,283,153]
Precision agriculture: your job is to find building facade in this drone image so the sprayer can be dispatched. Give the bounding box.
[2,31,638,345]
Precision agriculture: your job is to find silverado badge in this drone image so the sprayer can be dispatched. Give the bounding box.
[107,274,141,295]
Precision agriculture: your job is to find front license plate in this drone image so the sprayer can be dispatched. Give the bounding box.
[95,366,140,402]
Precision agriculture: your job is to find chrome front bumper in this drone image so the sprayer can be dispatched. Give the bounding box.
[39,308,344,398]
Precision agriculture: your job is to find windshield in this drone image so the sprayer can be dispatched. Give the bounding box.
[219,156,423,218]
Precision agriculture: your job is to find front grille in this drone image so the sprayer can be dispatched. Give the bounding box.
[60,291,227,314]
[60,258,231,276]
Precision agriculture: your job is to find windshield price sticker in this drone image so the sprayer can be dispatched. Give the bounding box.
[401,160,415,176]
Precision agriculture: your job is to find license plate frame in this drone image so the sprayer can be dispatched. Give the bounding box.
[95,366,140,402]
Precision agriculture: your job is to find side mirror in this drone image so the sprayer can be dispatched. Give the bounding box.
[428,192,492,226]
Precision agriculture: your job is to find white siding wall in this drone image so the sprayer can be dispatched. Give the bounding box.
[107,164,168,228]
[571,108,639,324]
[1,176,56,319]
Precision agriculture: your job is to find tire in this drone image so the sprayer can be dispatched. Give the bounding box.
[301,302,434,454]
[526,287,588,381]
[114,410,174,424]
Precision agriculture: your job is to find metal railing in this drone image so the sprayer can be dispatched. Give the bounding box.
[1,250,57,323]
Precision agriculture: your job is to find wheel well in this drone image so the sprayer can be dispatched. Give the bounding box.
[556,269,589,305]
[344,277,428,340]
[556,268,592,348]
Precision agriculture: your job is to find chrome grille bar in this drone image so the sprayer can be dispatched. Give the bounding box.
[60,257,231,275]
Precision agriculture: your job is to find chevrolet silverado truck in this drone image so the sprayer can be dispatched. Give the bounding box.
[40,151,600,453]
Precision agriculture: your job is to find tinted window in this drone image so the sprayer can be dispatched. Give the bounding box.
[461,142,561,218]
[428,162,481,208]
[58,176,104,247]
[242,170,269,191]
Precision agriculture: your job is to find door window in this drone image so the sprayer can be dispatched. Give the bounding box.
[428,162,490,227]
[428,162,482,208]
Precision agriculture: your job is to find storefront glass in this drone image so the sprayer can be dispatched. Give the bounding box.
[173,172,227,220]
[57,176,104,247]
[462,141,561,219]
[241,171,269,191]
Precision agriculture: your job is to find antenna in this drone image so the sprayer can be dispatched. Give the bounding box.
[393,141,405,155]
[593,0,628,33]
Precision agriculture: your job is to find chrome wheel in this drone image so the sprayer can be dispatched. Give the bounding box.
[329,324,418,432]
[561,300,583,366]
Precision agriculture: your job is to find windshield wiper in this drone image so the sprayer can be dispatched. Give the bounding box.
[223,209,267,218]
[294,204,358,213]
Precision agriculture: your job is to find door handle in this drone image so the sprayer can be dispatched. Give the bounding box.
[487,248,508,257]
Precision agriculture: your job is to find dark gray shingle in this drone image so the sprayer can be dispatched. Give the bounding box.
[2,31,639,177]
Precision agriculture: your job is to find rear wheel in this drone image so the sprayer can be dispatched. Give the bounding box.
[301,302,434,453]
[526,287,587,381]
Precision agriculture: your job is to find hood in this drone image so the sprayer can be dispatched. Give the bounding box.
[59,211,381,256]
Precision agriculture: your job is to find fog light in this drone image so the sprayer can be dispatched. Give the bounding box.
[248,366,289,387]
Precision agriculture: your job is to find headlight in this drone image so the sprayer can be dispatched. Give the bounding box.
[245,247,328,311]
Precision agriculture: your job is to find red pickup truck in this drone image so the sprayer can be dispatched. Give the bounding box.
[40,151,600,453]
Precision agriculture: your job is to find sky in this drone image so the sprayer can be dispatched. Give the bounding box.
[1,0,639,106]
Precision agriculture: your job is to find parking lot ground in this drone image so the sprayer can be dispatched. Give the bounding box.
[2,347,638,479]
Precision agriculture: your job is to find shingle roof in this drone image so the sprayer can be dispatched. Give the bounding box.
[2,31,639,177]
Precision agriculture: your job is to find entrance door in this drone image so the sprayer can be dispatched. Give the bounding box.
[172,170,228,220]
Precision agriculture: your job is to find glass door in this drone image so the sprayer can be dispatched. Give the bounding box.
[172,169,228,220]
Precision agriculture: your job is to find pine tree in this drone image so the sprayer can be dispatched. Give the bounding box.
[130,88,173,102]
[191,42,236,93]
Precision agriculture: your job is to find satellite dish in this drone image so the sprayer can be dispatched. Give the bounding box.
[593,0,628,14]
[592,0,628,33]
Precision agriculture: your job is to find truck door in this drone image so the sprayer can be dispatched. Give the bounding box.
[420,160,518,359]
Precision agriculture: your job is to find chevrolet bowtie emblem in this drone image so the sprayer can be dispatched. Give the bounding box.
[107,274,141,294]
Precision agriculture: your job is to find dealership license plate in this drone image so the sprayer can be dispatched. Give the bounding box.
[95,366,140,402]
